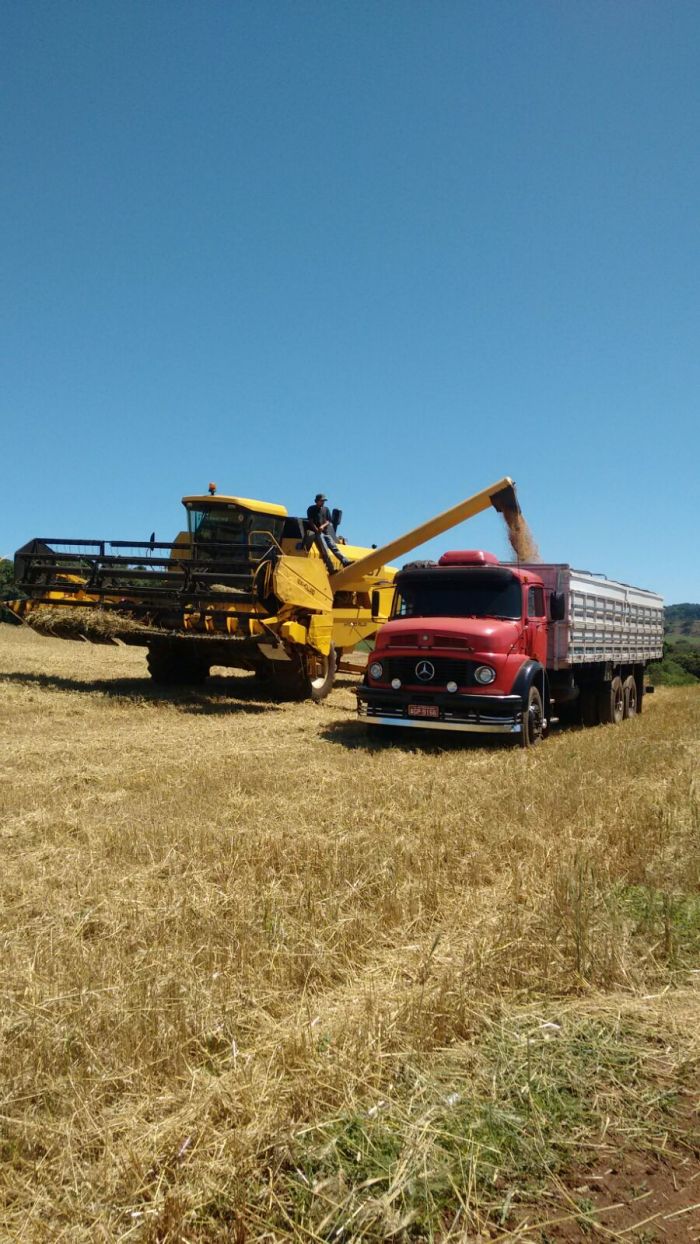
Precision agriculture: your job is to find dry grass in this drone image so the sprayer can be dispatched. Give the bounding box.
[0,624,698,1241]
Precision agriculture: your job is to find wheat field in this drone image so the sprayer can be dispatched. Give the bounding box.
[1,624,698,1241]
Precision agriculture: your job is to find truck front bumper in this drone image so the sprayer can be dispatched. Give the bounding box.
[356,686,524,734]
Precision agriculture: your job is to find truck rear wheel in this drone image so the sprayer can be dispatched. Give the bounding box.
[519,685,544,748]
[598,676,624,725]
[146,644,209,686]
[623,675,638,718]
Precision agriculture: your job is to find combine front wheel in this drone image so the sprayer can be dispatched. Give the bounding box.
[265,647,338,702]
[307,648,338,702]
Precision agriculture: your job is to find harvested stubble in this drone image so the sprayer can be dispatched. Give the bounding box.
[0,624,698,1241]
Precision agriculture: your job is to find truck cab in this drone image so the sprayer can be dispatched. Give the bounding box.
[357,550,553,744]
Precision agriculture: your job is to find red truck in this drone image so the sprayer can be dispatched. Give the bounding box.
[356,550,664,746]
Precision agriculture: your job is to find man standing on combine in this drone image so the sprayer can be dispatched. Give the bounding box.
[307,493,352,571]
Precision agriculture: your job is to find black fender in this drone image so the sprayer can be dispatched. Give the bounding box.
[511,660,551,720]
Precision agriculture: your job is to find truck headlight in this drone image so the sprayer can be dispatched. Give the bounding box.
[369,661,384,680]
[475,665,496,685]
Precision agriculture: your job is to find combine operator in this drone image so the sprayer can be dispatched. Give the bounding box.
[306,492,351,572]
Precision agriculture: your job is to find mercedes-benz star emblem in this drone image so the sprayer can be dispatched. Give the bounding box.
[415,660,435,682]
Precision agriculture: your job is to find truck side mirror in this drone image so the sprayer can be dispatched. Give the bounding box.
[550,591,566,622]
[332,508,342,532]
[371,589,381,621]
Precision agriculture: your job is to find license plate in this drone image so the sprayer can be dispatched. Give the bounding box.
[408,704,440,719]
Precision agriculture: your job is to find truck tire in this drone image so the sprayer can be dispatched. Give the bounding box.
[580,687,599,727]
[146,644,209,686]
[267,648,338,703]
[598,676,624,725]
[519,685,544,748]
[623,675,638,718]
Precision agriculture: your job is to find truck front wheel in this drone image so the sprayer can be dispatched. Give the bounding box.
[520,685,545,748]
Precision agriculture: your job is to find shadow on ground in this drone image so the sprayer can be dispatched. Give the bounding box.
[319,717,518,752]
[0,670,278,715]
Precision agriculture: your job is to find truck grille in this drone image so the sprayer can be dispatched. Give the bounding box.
[381,657,478,687]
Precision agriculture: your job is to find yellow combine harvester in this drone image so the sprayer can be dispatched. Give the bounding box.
[9,477,520,701]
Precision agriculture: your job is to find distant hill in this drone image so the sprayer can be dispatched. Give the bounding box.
[652,604,700,685]
[664,603,700,643]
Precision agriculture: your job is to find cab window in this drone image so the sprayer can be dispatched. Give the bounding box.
[393,570,522,620]
[186,505,284,557]
[527,586,545,617]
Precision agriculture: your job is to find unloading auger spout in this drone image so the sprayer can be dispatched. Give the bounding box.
[330,476,521,591]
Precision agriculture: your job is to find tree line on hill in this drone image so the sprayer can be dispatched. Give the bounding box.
[0,558,21,622]
[653,602,700,684]
[0,556,697,684]
[664,602,700,635]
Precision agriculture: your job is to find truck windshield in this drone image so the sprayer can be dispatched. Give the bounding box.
[187,505,284,558]
[392,570,522,620]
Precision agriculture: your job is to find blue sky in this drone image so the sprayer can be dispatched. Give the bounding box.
[2,1,698,602]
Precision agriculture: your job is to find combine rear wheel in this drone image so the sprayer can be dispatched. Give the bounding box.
[598,676,624,725]
[146,643,209,686]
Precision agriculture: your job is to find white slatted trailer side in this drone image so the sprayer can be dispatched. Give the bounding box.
[515,564,664,671]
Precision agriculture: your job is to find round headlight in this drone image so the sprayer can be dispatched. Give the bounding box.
[369,661,384,680]
[475,665,496,685]
[391,677,402,690]
[446,680,458,693]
